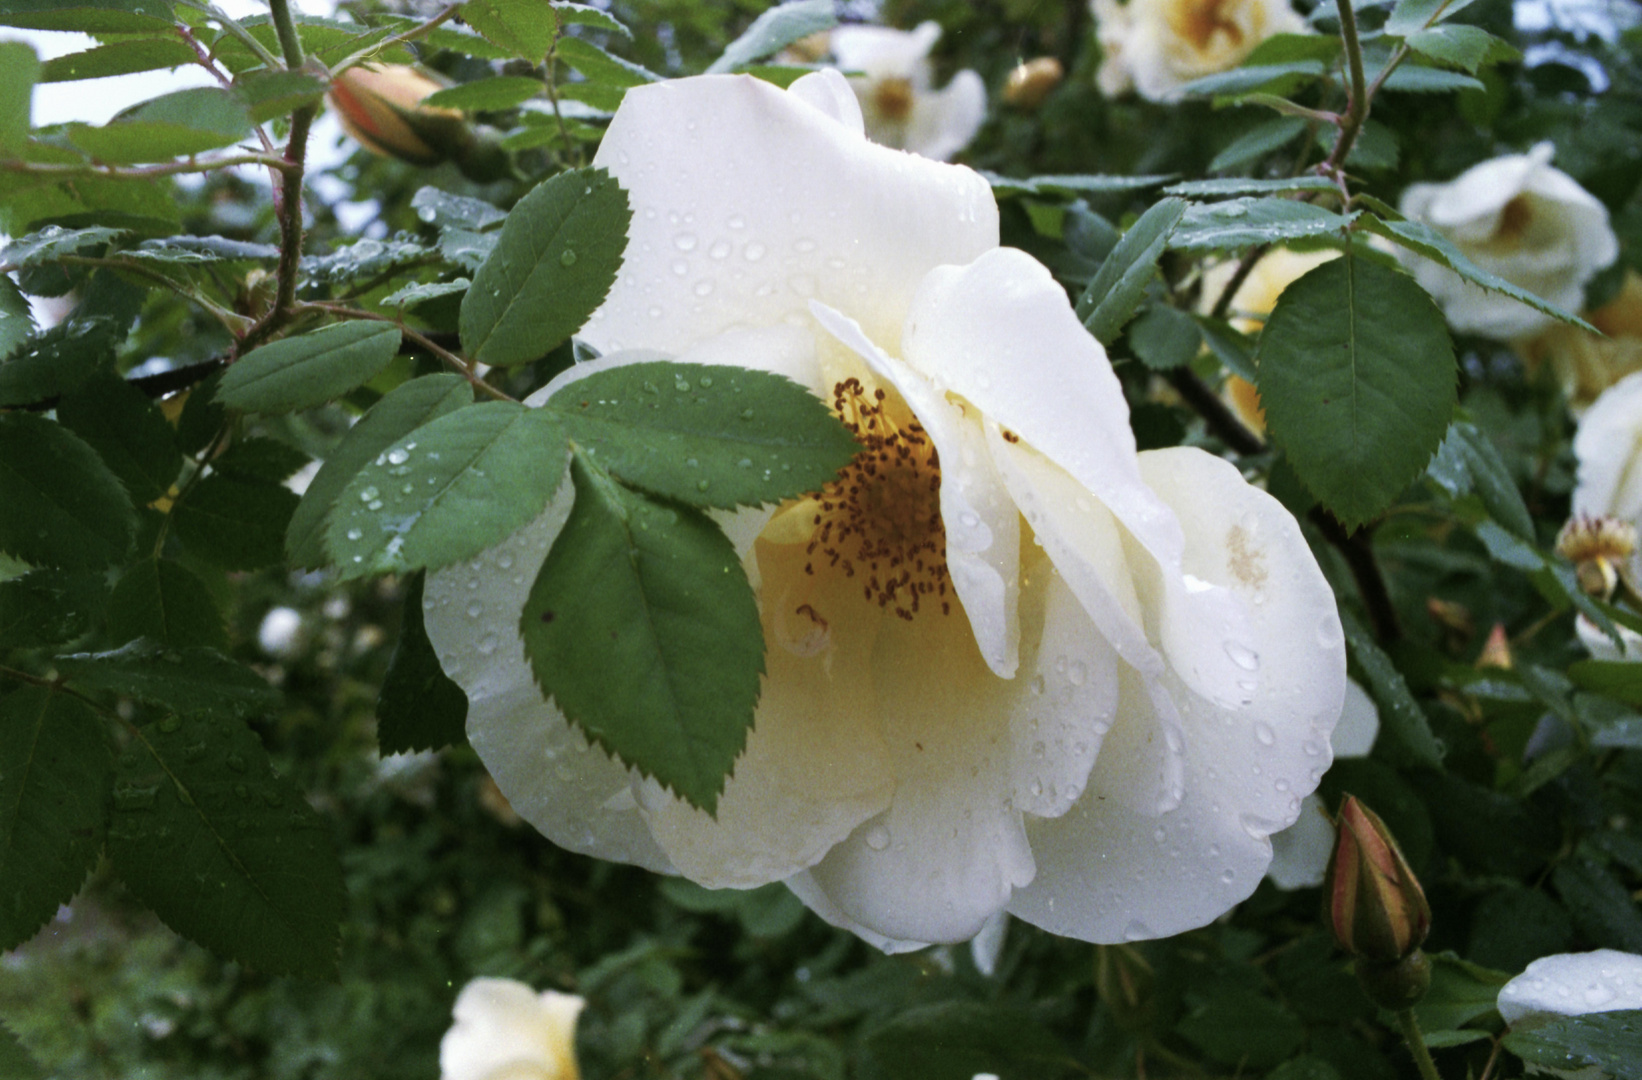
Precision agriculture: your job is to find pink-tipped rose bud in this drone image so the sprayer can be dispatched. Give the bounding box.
[1325,795,1431,963]
[328,63,469,167]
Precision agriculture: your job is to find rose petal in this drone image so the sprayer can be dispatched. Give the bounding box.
[906,69,986,161]
[1574,371,1642,522]
[1334,679,1381,758]
[440,978,582,1080]
[1265,794,1335,890]
[809,298,1022,678]
[1007,447,1345,942]
[585,73,997,357]
[1497,949,1642,1026]
[829,21,943,79]
[783,869,931,953]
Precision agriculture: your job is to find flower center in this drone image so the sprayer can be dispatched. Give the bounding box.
[1495,195,1534,243]
[804,377,950,621]
[1172,0,1245,51]
[872,77,917,122]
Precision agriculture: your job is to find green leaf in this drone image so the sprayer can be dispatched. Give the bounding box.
[1164,176,1338,198]
[0,568,106,648]
[0,0,173,32]
[380,278,469,310]
[68,87,252,164]
[218,322,403,415]
[553,36,659,87]
[2,223,124,271]
[326,402,569,579]
[376,571,468,755]
[422,75,543,111]
[1411,952,1511,1032]
[1404,24,1502,73]
[106,558,226,650]
[459,166,629,368]
[39,38,194,82]
[1170,197,1354,252]
[1570,660,1642,705]
[0,41,35,157]
[409,186,506,231]
[56,639,280,719]
[0,411,135,569]
[287,373,473,569]
[545,361,858,510]
[1358,215,1594,330]
[984,172,1172,198]
[1176,990,1305,1069]
[1384,0,1478,34]
[706,0,836,74]
[1208,116,1307,172]
[549,1,629,36]
[1257,254,1455,528]
[1177,61,1326,100]
[1126,304,1203,371]
[438,228,497,272]
[1553,859,1642,953]
[1425,421,1533,539]
[1193,314,1259,383]
[210,436,310,484]
[858,1001,1077,1080]
[175,369,226,455]
[0,277,32,357]
[302,236,430,284]
[1378,63,1485,94]
[0,686,110,951]
[461,0,562,60]
[132,234,278,263]
[1342,610,1444,767]
[233,69,325,124]
[1076,197,1186,346]
[172,474,298,571]
[107,712,344,978]
[520,453,762,814]
[0,1024,45,1080]
[375,16,516,58]
[0,271,141,406]
[56,375,183,506]
[1505,1010,1642,1080]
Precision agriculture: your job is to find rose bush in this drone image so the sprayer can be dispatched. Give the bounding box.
[825,21,986,160]
[1397,143,1618,341]
[1090,0,1307,102]
[424,71,1346,950]
[439,978,584,1080]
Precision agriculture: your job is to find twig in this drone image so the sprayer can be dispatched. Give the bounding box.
[1167,367,1265,456]
[1313,509,1402,642]
[268,0,306,69]
[0,153,296,181]
[1395,1008,1444,1080]
[1325,0,1372,175]
[331,3,462,76]
[299,301,517,402]
[173,0,285,70]
[236,104,316,355]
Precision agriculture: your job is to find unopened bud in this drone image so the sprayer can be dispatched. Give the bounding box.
[1324,796,1430,965]
[1556,514,1636,600]
[328,63,468,166]
[1475,622,1512,670]
[1003,57,1063,109]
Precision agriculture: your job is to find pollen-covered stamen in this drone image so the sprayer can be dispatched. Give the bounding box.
[804,377,950,621]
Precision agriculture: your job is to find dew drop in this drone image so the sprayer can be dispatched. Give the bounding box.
[466,601,484,619]
[864,823,891,851]
[358,486,380,502]
[559,249,577,267]
[1224,642,1260,671]
[345,528,363,541]
[674,233,697,251]
[157,716,181,733]
[708,240,731,259]
[1029,674,1046,696]
[1253,722,1277,746]
[1067,661,1087,687]
[743,242,766,262]
[477,633,500,656]
[386,448,410,466]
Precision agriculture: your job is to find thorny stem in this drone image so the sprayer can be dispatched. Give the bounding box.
[1396,1009,1444,1080]
[238,103,316,355]
[330,3,462,76]
[268,0,305,68]
[175,24,279,157]
[1325,0,1371,175]
[300,302,517,402]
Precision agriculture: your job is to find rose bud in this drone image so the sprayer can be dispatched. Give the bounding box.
[1324,796,1433,1008]
[1003,57,1063,108]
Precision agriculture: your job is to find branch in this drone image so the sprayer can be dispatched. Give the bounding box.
[0,153,296,181]
[268,0,306,68]
[173,0,285,70]
[331,4,462,76]
[1325,0,1372,174]
[236,104,316,354]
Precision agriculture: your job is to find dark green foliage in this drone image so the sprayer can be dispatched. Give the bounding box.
[376,572,468,755]
[172,474,299,570]
[217,322,403,415]
[0,411,135,570]
[106,559,226,650]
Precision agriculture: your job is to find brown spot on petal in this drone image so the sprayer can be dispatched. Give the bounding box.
[1226,523,1267,588]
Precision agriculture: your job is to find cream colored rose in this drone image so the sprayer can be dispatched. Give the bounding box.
[1569,372,1642,660]
[1398,143,1619,341]
[1090,0,1306,102]
[439,978,583,1080]
[1522,270,1642,413]
[827,21,986,161]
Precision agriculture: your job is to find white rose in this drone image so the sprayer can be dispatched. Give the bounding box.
[827,21,986,160]
[1573,371,1642,570]
[1264,679,1379,890]
[439,978,583,1080]
[1398,143,1619,341]
[1497,950,1642,1078]
[426,71,1346,949]
[1090,0,1307,103]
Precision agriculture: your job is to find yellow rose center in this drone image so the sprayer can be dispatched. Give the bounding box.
[872,77,917,122]
[803,377,950,622]
[1171,0,1245,51]
[1495,194,1534,244]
